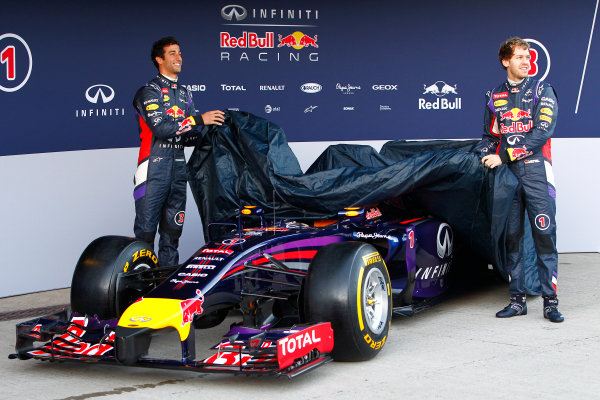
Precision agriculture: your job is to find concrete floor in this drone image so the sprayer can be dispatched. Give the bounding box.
[1,253,598,400]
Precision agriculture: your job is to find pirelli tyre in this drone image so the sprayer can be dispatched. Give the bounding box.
[304,241,392,361]
[70,236,159,319]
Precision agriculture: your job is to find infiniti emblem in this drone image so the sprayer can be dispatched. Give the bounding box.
[436,223,453,258]
[85,84,115,104]
[221,5,247,21]
[129,316,151,322]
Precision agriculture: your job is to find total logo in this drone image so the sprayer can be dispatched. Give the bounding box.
[75,84,126,118]
[418,81,462,110]
[221,84,246,91]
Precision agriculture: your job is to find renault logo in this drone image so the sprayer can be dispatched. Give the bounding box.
[85,84,115,104]
[221,5,247,21]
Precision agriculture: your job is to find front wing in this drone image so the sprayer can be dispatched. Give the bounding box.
[9,310,334,378]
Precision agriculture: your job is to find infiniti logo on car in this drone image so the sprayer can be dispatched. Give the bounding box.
[85,84,115,104]
[436,223,453,258]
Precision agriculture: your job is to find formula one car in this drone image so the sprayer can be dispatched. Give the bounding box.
[10,204,453,377]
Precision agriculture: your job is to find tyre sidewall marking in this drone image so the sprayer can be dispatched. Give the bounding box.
[123,248,158,272]
[356,266,365,331]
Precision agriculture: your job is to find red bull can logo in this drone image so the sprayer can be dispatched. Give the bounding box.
[180,289,204,327]
[278,31,318,49]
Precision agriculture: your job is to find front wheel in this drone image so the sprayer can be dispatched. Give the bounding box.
[70,236,160,319]
[304,241,392,361]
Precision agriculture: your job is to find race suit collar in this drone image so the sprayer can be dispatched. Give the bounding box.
[159,73,178,83]
[505,77,529,90]
[507,78,525,86]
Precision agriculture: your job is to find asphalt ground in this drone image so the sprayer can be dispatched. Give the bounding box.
[1,253,598,400]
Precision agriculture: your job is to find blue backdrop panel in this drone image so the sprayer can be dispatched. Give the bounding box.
[0,0,598,156]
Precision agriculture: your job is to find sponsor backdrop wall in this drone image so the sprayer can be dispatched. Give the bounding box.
[1,1,599,296]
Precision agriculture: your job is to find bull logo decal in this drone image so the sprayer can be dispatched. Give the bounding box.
[180,289,204,327]
[423,81,458,97]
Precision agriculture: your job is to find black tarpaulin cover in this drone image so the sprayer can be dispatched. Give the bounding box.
[187,111,542,294]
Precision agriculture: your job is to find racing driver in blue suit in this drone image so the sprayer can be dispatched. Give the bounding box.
[133,36,224,266]
[477,37,563,322]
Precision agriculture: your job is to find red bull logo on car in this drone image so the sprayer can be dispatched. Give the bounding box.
[180,289,204,327]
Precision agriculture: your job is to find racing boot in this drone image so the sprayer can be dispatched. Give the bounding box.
[543,295,564,323]
[496,294,527,318]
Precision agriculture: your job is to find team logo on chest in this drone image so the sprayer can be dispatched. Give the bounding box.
[499,107,532,134]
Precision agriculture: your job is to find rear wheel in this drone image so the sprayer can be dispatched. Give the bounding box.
[304,241,392,361]
[70,236,160,319]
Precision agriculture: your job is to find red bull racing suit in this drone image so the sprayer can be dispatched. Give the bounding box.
[477,77,558,296]
[132,74,203,266]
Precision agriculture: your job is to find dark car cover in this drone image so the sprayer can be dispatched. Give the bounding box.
[187,110,541,294]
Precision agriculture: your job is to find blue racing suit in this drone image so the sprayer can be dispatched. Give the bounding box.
[477,77,558,296]
[132,74,204,266]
